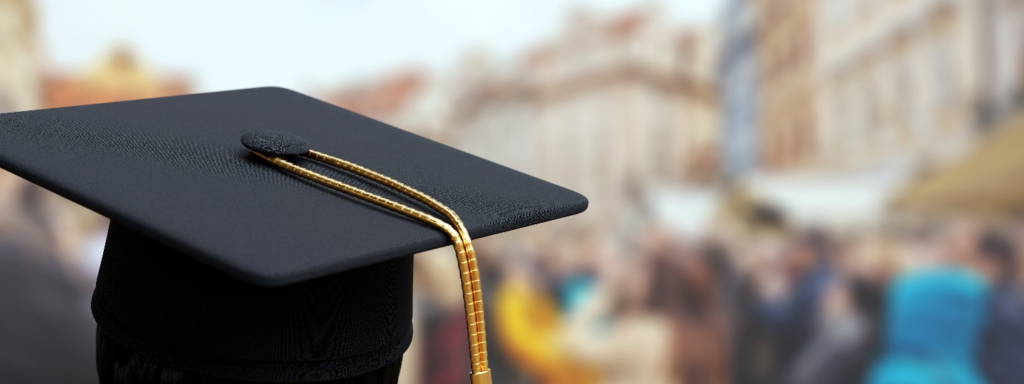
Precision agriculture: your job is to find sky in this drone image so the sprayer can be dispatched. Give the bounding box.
[36,0,724,93]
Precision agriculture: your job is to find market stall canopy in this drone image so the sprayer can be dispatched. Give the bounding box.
[894,112,1024,215]
[742,163,912,229]
[645,186,721,239]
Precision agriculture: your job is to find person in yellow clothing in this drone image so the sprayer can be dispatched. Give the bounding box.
[494,263,600,384]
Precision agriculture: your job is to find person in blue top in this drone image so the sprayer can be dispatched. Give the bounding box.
[867,253,991,384]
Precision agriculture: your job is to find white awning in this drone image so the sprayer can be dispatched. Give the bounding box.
[742,162,913,229]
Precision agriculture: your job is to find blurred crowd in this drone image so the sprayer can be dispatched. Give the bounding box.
[6,165,1024,384]
[0,171,106,383]
[409,210,1024,384]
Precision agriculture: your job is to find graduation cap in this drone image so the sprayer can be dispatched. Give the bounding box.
[0,88,587,383]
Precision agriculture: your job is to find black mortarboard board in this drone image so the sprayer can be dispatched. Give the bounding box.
[0,87,587,382]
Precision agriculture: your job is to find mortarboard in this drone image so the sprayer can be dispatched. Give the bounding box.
[0,87,587,383]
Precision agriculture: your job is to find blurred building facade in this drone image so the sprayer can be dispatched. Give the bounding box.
[452,10,718,233]
[815,0,992,169]
[0,0,45,242]
[44,48,189,109]
[978,0,1024,125]
[0,0,40,113]
[327,8,719,240]
[719,0,760,179]
[756,0,818,170]
[326,70,459,145]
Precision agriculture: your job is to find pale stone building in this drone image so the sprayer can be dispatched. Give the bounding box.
[755,0,818,170]
[814,0,1009,169]
[325,9,720,239]
[0,0,42,231]
[0,0,109,268]
[448,9,719,237]
[0,0,40,113]
[979,0,1024,123]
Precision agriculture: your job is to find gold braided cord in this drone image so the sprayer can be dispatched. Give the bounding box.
[250,150,492,383]
[306,150,489,370]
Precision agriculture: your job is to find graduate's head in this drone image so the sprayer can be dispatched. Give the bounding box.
[92,223,413,383]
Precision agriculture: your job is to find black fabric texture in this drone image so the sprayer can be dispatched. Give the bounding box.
[96,326,404,384]
[241,130,310,157]
[0,87,588,286]
[92,222,414,382]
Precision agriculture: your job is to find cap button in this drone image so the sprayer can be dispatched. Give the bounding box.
[241,130,310,157]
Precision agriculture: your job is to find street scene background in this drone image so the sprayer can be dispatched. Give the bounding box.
[3,0,1024,383]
